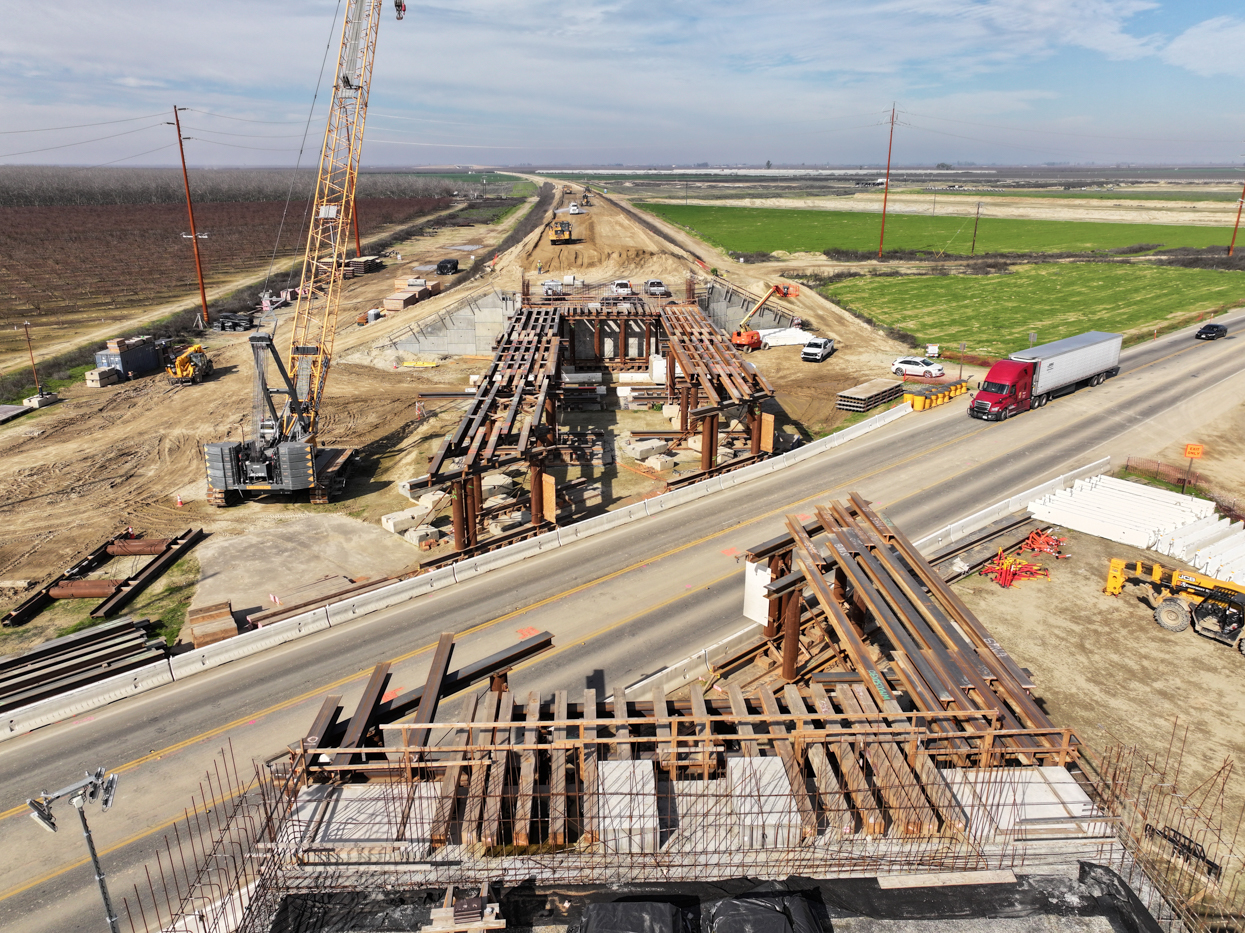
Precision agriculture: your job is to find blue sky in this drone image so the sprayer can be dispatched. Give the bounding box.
[2,1,1243,168]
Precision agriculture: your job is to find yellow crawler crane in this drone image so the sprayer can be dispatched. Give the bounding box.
[204,0,399,505]
[1105,557,1245,653]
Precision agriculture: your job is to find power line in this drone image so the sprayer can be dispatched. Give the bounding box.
[0,123,163,159]
[67,143,179,172]
[181,125,305,139]
[0,112,167,135]
[184,138,301,152]
[185,109,303,125]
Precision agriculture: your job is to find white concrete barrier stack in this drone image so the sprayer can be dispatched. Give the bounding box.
[1028,475,1214,549]
[1148,512,1245,583]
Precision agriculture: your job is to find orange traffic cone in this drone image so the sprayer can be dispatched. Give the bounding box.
[176,494,183,507]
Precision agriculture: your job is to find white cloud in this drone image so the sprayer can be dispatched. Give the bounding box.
[0,0,1235,166]
[1162,16,1245,78]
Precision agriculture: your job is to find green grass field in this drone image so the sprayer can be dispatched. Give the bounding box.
[914,188,1241,202]
[639,202,1235,255]
[819,263,1245,358]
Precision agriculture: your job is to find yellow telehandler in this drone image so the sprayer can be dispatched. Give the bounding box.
[1105,558,1245,653]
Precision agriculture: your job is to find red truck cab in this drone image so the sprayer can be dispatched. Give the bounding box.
[971,359,1033,421]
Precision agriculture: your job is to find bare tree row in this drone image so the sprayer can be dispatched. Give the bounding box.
[0,167,477,207]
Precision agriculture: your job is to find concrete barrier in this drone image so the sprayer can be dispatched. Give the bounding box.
[913,456,1111,553]
[625,621,764,698]
[462,537,547,575]
[557,504,645,544]
[327,570,455,624]
[4,659,174,741]
[171,609,331,678]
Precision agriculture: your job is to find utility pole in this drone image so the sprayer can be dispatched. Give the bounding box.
[970,201,982,256]
[1230,164,1245,257]
[22,322,42,396]
[171,107,210,329]
[877,105,896,258]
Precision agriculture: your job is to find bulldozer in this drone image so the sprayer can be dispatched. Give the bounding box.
[166,344,213,385]
[1105,557,1245,654]
[549,220,573,245]
[730,283,799,352]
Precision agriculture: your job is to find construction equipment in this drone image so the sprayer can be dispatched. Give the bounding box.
[549,219,573,245]
[730,283,799,352]
[1105,558,1245,652]
[204,0,391,505]
[166,345,213,385]
[981,548,1049,588]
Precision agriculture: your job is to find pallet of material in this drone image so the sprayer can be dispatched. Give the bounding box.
[345,256,382,278]
[85,368,121,388]
[185,601,237,648]
[384,291,420,311]
[105,335,152,353]
[836,378,904,412]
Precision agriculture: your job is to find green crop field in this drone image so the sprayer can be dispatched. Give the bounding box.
[818,263,1245,358]
[912,188,1241,202]
[638,202,1235,255]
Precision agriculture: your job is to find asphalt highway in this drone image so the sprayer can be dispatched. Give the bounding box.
[2,312,1243,932]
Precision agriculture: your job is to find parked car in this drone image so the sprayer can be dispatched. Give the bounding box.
[611,280,634,296]
[436,258,459,275]
[1196,323,1227,340]
[644,279,671,297]
[800,337,835,362]
[892,356,945,377]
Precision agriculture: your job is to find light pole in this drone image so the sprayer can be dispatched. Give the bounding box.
[27,768,120,933]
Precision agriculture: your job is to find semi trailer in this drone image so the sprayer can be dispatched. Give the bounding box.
[969,330,1121,421]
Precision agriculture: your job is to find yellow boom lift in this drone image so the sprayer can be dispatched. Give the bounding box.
[1105,558,1245,653]
[204,0,398,505]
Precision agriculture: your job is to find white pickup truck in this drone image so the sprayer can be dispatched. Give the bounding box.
[800,337,835,362]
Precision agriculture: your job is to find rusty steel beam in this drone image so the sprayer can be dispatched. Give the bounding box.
[90,528,206,619]
[319,630,555,749]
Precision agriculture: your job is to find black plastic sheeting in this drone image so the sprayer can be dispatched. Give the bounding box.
[704,888,823,933]
[581,901,688,933]
[265,863,1162,932]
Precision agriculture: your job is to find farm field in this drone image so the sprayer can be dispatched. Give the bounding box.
[816,263,1245,358]
[0,196,450,364]
[638,202,1236,255]
[919,187,1242,202]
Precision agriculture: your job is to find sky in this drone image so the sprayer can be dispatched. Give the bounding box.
[2,1,1245,170]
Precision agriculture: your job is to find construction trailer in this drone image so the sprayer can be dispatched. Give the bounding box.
[93,335,165,378]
